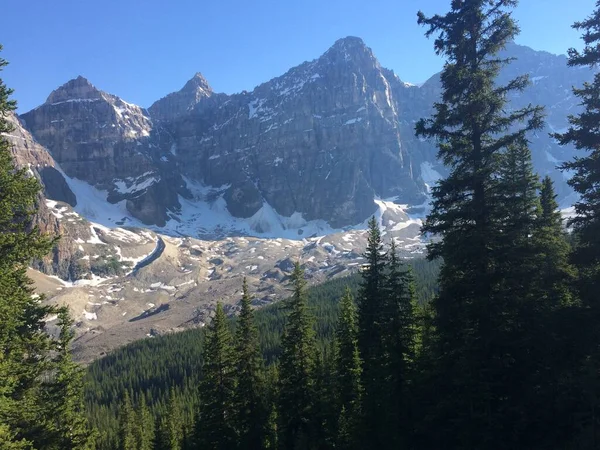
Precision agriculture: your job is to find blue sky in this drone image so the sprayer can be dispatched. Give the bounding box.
[3,0,595,112]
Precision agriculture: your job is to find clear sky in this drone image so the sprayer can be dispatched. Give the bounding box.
[3,0,596,112]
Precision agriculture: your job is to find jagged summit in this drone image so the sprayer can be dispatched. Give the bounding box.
[45,75,102,105]
[148,72,214,121]
[322,36,378,67]
[182,72,212,94]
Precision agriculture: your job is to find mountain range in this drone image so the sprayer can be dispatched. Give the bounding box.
[5,36,592,358]
[18,37,586,236]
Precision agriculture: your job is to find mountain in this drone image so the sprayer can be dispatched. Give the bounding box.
[148,72,214,121]
[19,38,587,236]
[20,76,186,227]
[8,37,594,359]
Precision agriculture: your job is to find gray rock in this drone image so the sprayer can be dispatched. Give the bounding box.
[18,38,593,233]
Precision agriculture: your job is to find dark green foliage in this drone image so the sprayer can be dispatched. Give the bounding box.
[0,44,93,449]
[356,217,390,447]
[553,3,600,446]
[85,260,440,449]
[334,289,362,449]
[234,278,268,449]
[414,1,565,447]
[195,303,237,449]
[118,392,138,450]
[278,263,317,449]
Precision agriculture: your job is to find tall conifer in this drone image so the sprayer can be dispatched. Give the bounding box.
[416,1,544,447]
[196,303,237,449]
[554,3,600,445]
[278,262,317,449]
[334,289,362,450]
[234,278,267,449]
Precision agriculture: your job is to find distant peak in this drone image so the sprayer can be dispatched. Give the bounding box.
[322,36,377,66]
[45,75,102,105]
[182,72,212,95]
[332,36,366,50]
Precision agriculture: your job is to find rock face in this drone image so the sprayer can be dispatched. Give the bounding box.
[20,76,184,227]
[18,37,592,233]
[4,112,82,279]
[148,72,213,121]
[168,37,429,228]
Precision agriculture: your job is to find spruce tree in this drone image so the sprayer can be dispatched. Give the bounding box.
[334,288,362,450]
[383,240,417,447]
[44,309,95,449]
[278,262,317,449]
[118,392,138,450]
[195,303,237,449]
[234,278,267,449]
[553,4,600,444]
[137,397,154,450]
[553,1,600,298]
[0,44,94,449]
[416,1,544,447]
[155,388,183,450]
[356,217,389,447]
[533,176,576,307]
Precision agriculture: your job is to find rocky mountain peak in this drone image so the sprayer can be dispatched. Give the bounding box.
[322,36,378,68]
[45,75,103,104]
[148,72,214,121]
[182,72,212,95]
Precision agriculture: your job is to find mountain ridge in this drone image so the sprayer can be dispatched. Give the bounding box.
[18,37,588,235]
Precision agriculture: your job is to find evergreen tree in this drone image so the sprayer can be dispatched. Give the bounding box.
[416,1,544,447]
[0,44,94,449]
[278,262,317,449]
[118,392,138,450]
[356,217,389,448]
[533,176,576,307]
[553,1,600,301]
[312,345,337,449]
[155,388,183,450]
[553,4,600,445]
[195,303,237,449]
[234,278,267,449]
[137,397,154,450]
[44,309,95,449]
[334,289,362,450]
[383,240,417,446]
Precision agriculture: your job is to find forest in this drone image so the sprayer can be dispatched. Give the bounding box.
[3,0,600,449]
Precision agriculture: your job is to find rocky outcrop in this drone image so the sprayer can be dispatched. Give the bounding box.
[168,37,428,227]
[20,77,185,226]
[148,73,213,121]
[4,112,83,278]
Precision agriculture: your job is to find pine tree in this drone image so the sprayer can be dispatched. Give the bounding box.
[553,2,600,299]
[195,303,237,449]
[334,288,362,450]
[0,44,95,449]
[234,278,267,449]
[553,4,600,444]
[312,345,337,449]
[533,176,576,307]
[383,240,417,446]
[356,217,389,447]
[44,308,95,449]
[137,397,154,450]
[416,1,545,447]
[118,392,138,450]
[155,388,183,450]
[278,262,317,449]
